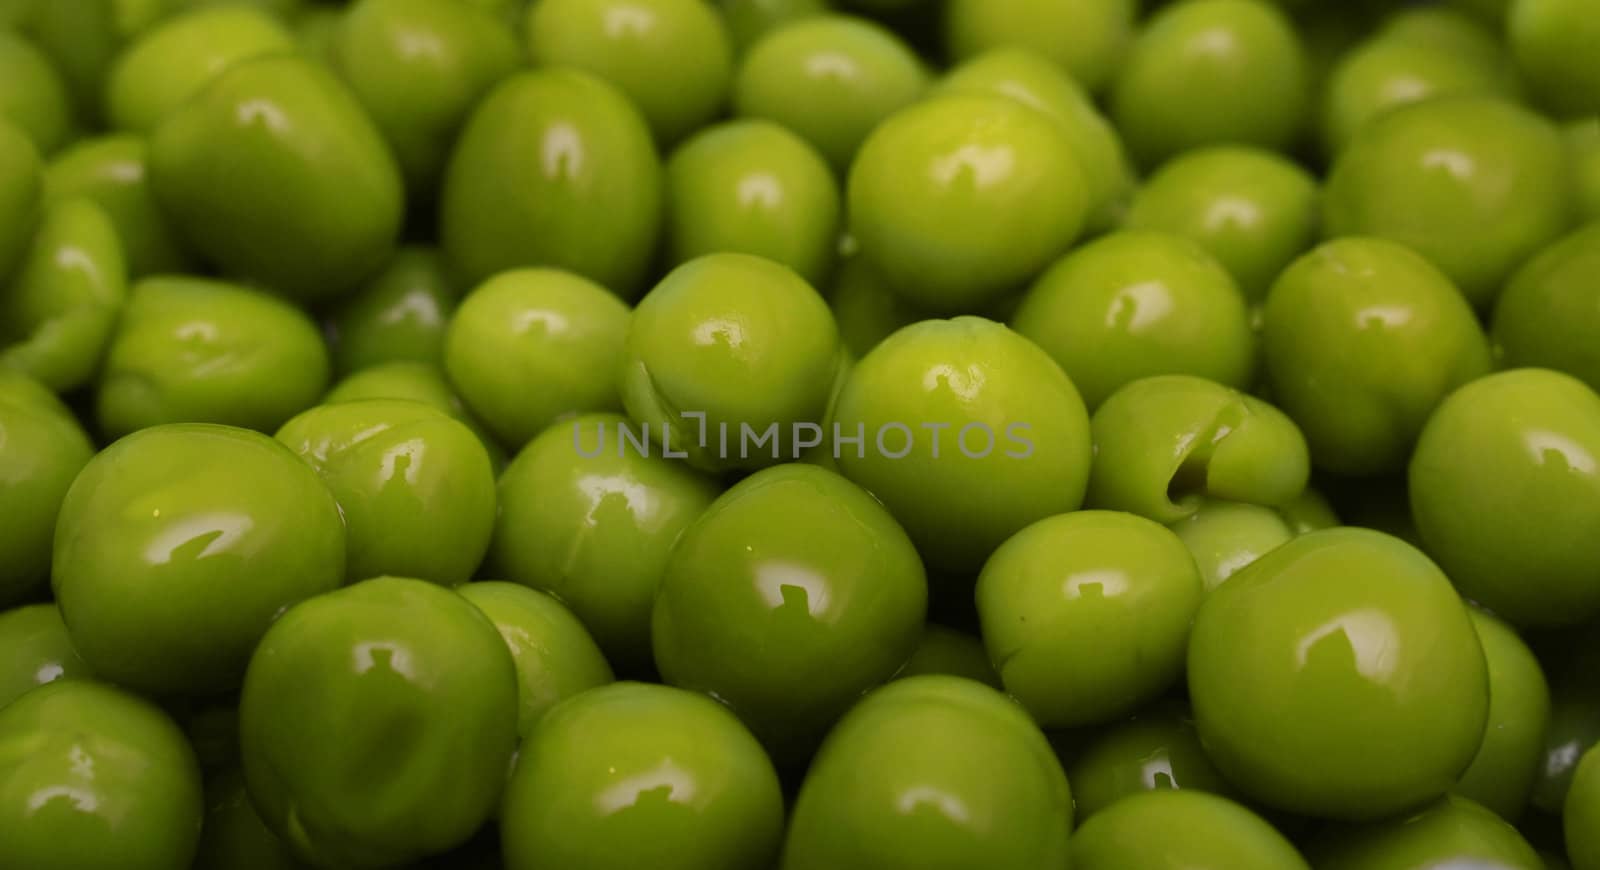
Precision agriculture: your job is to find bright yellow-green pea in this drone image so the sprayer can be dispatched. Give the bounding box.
[1510,0,1600,119]
[526,0,733,148]
[1067,703,1235,821]
[333,0,521,202]
[1571,745,1600,870]
[1169,498,1295,592]
[0,197,126,393]
[1457,609,1551,821]
[0,680,205,870]
[0,118,39,286]
[445,268,631,452]
[458,581,613,738]
[783,675,1072,870]
[1188,528,1490,820]
[733,14,927,172]
[849,95,1088,314]
[96,277,329,440]
[1263,237,1492,476]
[943,0,1134,95]
[104,5,292,133]
[193,768,308,870]
[43,134,189,277]
[1072,790,1307,869]
[1320,36,1513,157]
[1110,0,1310,169]
[665,120,841,287]
[977,510,1203,728]
[439,69,663,298]
[934,48,1135,233]
[1012,231,1256,410]
[323,360,507,469]
[1572,119,1600,223]
[718,0,830,54]
[829,250,929,360]
[894,623,999,688]
[1124,146,1319,302]
[1380,6,1509,69]
[491,413,720,675]
[1493,223,1600,394]
[1087,375,1310,524]
[1410,369,1600,627]
[1308,794,1543,869]
[1280,487,1339,534]
[1323,96,1573,309]
[832,317,1093,575]
[328,246,459,375]
[0,373,92,606]
[0,604,91,710]
[0,30,73,153]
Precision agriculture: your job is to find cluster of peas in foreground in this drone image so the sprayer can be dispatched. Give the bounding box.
[3,0,1600,867]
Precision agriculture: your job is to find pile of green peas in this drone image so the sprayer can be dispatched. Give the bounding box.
[2,0,1600,866]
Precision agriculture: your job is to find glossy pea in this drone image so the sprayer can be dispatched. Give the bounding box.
[1492,222,1600,394]
[0,31,72,154]
[828,250,928,360]
[1457,609,1551,821]
[1307,794,1543,870]
[1380,6,1509,68]
[0,604,91,710]
[0,371,93,606]
[1320,35,1512,157]
[327,246,460,375]
[21,0,175,127]
[1279,487,1340,535]
[1570,745,1600,870]
[0,118,41,285]
[322,360,505,467]
[1169,498,1295,592]
[1086,375,1311,525]
[1070,790,1308,870]
[943,0,1135,95]
[44,134,190,277]
[1509,0,1600,119]
[894,623,999,688]
[1067,703,1235,821]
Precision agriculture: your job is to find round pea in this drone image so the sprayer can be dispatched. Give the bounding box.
[894,623,999,688]
[1067,703,1235,821]
[943,0,1135,95]
[1123,146,1320,302]
[1011,231,1256,410]
[848,94,1088,313]
[457,581,613,737]
[22,0,174,127]
[439,69,662,297]
[193,768,307,870]
[526,0,732,148]
[1320,36,1512,157]
[1263,237,1492,476]
[53,424,346,695]
[1323,96,1573,309]
[1410,369,1600,627]
[327,246,459,375]
[1169,498,1295,592]
[43,134,189,277]
[1492,222,1600,394]
[652,463,927,761]
[0,118,41,285]
[1307,794,1543,869]
[1457,609,1551,821]
[0,31,72,154]
[1570,745,1600,870]
[828,250,929,360]
[0,680,204,870]
[490,413,720,674]
[0,604,91,710]
[720,0,830,54]
[1110,0,1310,169]
[0,371,92,605]
[733,14,927,172]
[1280,487,1340,535]
[665,120,840,287]
[1509,0,1600,119]
[782,675,1072,870]
[96,276,330,440]
[322,360,506,469]
[276,399,497,587]
[1380,6,1509,69]
[832,316,1092,575]
[238,576,518,868]
[444,267,631,451]
[977,510,1203,728]
[1188,527,1490,820]
[1071,790,1308,870]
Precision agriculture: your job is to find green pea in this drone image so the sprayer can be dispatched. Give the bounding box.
[1572,120,1600,223]
[526,0,732,148]
[1169,498,1295,592]
[0,680,204,870]
[238,576,519,868]
[457,581,613,738]
[1067,703,1235,821]
[653,463,927,762]
[501,682,784,870]
[1457,609,1551,821]
[733,14,927,172]
[621,253,842,472]
[290,4,340,62]
[22,0,176,127]
[1279,487,1340,534]
[104,5,293,134]
[490,413,720,675]
[1087,375,1310,524]
[193,768,308,870]
[439,69,662,298]
[1071,790,1307,870]
[848,94,1087,314]
[1410,369,1600,627]
[445,267,631,452]
[150,54,404,303]
[177,0,305,16]
[277,399,497,587]
[328,246,460,375]
[719,0,830,55]
[0,371,92,605]
[1323,96,1573,309]
[1012,231,1256,410]
[1510,0,1600,119]
[1570,745,1600,870]
[1263,237,1492,476]
[323,360,506,468]
[332,0,521,201]
[832,316,1092,575]
[1447,0,1510,25]
[53,424,345,695]
[0,197,126,393]
[782,675,1072,870]
[1379,6,1509,69]
[1307,794,1543,869]
[1534,657,1600,814]
[43,134,190,276]
[96,276,329,440]
[828,250,928,360]
[1188,528,1490,820]
[0,604,91,710]
[1493,223,1600,394]
[1123,146,1319,303]
[1110,0,1310,169]
[0,118,41,285]
[0,30,72,153]
[943,0,1135,95]
[666,120,841,287]
[894,623,999,688]
[1321,36,1513,157]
